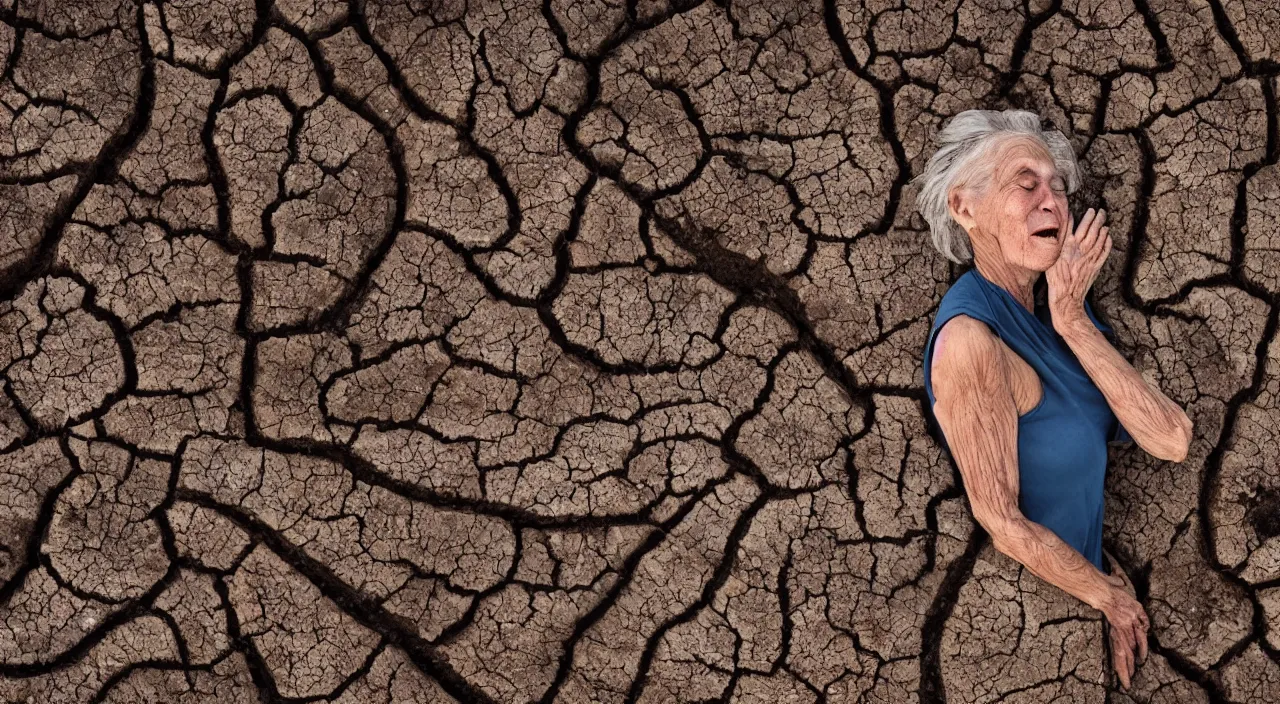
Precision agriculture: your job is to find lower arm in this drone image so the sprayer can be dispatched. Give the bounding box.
[987,514,1115,612]
[1056,314,1192,461]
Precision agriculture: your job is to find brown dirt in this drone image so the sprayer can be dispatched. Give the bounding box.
[0,0,1277,701]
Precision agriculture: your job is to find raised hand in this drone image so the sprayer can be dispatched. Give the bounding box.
[1046,207,1111,331]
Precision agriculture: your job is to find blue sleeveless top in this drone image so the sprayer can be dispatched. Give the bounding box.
[923,267,1132,574]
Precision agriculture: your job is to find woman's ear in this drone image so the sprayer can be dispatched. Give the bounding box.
[948,187,978,235]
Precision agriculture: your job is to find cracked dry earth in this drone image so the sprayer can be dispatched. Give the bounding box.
[3,0,1280,703]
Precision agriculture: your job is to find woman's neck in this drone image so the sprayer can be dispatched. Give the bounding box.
[973,257,1040,315]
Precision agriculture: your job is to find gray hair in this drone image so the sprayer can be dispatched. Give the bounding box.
[913,109,1081,264]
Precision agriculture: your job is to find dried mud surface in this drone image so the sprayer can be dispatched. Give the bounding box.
[1,0,1278,702]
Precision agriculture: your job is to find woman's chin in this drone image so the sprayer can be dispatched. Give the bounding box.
[1028,248,1062,271]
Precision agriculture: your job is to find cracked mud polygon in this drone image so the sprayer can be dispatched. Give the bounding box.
[1,0,1278,702]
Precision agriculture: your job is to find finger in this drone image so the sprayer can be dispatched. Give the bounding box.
[1079,208,1096,248]
[1114,641,1132,690]
[1092,210,1109,252]
[1137,622,1149,664]
[1129,636,1138,687]
[1083,208,1105,251]
[1110,627,1131,666]
[1075,209,1095,243]
[1123,635,1136,690]
[1092,227,1111,265]
[1077,208,1094,239]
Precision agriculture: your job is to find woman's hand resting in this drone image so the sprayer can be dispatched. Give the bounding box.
[1098,559,1149,691]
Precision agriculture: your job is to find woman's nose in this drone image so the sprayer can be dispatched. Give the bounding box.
[1037,185,1058,211]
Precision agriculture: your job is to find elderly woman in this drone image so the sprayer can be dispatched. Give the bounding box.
[916,110,1194,691]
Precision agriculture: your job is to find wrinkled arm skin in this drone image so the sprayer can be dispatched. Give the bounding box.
[1055,312,1193,462]
[931,315,1118,611]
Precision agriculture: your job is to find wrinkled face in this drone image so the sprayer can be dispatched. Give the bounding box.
[954,136,1069,271]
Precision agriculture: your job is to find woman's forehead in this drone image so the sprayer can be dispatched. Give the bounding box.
[990,139,1059,180]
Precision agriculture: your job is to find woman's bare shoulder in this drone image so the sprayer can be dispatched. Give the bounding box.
[931,314,1010,404]
[932,314,1002,367]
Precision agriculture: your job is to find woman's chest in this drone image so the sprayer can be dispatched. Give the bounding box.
[998,333,1111,422]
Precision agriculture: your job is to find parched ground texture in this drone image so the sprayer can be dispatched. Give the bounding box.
[0,0,1279,702]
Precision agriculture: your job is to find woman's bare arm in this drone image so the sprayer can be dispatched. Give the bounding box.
[932,315,1114,605]
[931,314,1149,687]
[1055,313,1193,462]
[1045,208,1191,462]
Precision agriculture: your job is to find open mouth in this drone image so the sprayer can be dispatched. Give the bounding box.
[1031,226,1058,239]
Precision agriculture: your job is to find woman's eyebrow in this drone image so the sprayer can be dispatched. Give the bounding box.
[1010,166,1063,184]
[1003,167,1038,184]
